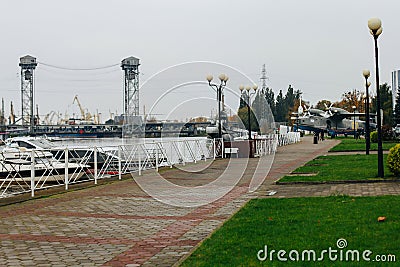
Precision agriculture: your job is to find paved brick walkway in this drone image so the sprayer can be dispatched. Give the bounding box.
[0,136,399,266]
[254,136,400,198]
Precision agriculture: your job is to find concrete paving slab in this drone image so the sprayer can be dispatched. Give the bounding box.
[0,136,399,266]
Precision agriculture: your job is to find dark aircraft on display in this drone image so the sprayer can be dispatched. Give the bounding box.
[292,101,376,137]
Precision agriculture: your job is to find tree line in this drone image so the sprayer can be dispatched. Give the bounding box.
[237,82,396,132]
[237,85,302,131]
[316,83,393,127]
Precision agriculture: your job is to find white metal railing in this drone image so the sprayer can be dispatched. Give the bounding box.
[0,133,300,199]
[254,134,278,156]
[255,132,301,156]
[278,132,301,146]
[213,138,224,159]
[0,138,215,198]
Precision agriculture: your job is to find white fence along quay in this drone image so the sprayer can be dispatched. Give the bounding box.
[0,133,300,198]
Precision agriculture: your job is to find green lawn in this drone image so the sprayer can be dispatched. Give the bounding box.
[329,138,398,152]
[181,196,400,266]
[278,154,395,183]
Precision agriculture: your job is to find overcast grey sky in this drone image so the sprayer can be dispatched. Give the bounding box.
[1,0,399,122]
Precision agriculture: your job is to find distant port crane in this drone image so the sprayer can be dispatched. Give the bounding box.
[72,95,94,122]
[43,110,65,125]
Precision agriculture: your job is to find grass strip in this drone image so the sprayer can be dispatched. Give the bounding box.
[278,154,395,183]
[181,196,400,266]
[329,138,398,152]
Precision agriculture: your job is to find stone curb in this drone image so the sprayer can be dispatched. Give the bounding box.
[276,179,400,185]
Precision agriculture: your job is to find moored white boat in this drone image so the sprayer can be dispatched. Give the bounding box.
[4,136,120,170]
[0,141,87,182]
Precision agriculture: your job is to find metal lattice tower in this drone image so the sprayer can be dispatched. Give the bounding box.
[260,64,268,93]
[0,98,5,126]
[121,56,140,136]
[19,55,37,132]
[254,64,274,134]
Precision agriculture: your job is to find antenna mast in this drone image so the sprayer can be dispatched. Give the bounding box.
[0,98,5,126]
[260,64,268,93]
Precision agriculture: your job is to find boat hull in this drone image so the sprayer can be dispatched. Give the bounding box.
[0,168,86,182]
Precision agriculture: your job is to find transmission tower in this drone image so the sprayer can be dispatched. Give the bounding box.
[121,56,140,136]
[19,55,37,133]
[0,98,5,126]
[256,64,273,133]
[260,64,268,93]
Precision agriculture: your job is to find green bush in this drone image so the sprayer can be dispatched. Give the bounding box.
[370,131,378,143]
[387,144,400,176]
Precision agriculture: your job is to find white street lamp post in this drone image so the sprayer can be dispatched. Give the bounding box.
[207,74,229,139]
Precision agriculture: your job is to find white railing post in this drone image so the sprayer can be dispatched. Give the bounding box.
[213,139,216,160]
[94,146,98,185]
[182,142,186,166]
[263,140,266,156]
[220,138,225,158]
[191,141,197,163]
[138,147,142,176]
[170,142,173,167]
[182,141,186,164]
[118,146,122,180]
[30,150,35,197]
[170,144,173,168]
[203,139,207,161]
[65,148,69,190]
[155,147,159,172]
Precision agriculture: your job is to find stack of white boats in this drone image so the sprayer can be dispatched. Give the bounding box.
[0,137,88,183]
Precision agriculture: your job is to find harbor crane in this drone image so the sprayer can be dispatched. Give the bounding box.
[43,110,64,125]
[73,95,85,120]
[36,104,40,125]
[72,95,93,122]
[9,101,15,125]
[43,111,54,125]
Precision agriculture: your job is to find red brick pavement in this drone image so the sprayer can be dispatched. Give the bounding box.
[1,136,399,266]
